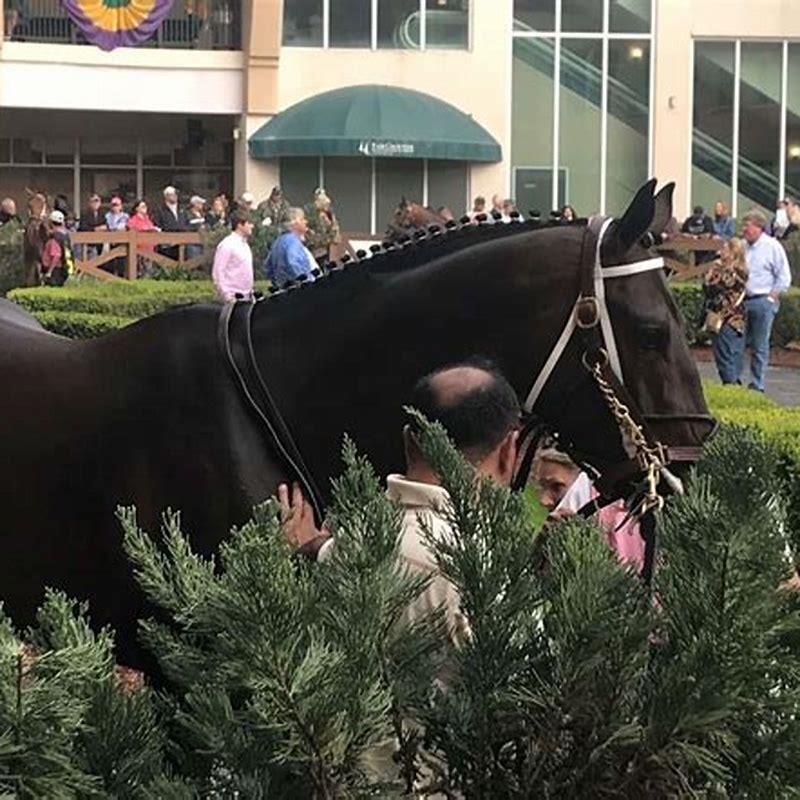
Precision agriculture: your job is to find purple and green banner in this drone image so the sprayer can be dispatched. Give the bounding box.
[60,0,174,51]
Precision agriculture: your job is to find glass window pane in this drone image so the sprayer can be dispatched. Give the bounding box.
[738,42,782,214]
[610,0,650,33]
[143,139,173,166]
[1,167,74,212]
[427,160,467,217]
[45,138,74,165]
[787,44,800,201]
[376,158,424,233]
[378,0,420,49]
[324,157,371,233]
[81,138,136,165]
[0,139,9,163]
[561,0,602,33]
[692,42,734,214]
[13,138,44,164]
[280,157,320,208]
[81,169,137,206]
[559,38,601,216]
[513,0,555,32]
[426,0,468,50]
[330,0,371,48]
[282,0,324,46]
[512,38,554,214]
[606,40,650,215]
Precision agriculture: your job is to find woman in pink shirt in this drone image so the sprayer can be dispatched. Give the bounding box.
[531,445,645,572]
[127,199,160,277]
[127,199,159,249]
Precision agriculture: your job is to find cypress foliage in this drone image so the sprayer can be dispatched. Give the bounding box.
[0,422,797,797]
[119,438,442,798]
[0,590,176,798]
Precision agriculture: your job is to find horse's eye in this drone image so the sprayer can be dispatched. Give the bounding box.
[639,323,669,351]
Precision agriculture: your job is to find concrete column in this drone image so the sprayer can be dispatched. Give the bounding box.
[234,0,280,198]
[234,113,279,199]
[651,0,693,219]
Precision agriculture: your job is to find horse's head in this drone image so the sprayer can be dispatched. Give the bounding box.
[516,179,714,501]
[600,180,714,466]
[25,189,48,221]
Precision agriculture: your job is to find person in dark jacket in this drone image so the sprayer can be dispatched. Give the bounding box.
[78,193,106,259]
[682,205,716,264]
[151,185,187,262]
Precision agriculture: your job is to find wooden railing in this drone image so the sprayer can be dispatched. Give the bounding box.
[70,231,204,282]
[657,234,727,280]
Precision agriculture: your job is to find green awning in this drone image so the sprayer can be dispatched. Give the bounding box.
[249,84,501,163]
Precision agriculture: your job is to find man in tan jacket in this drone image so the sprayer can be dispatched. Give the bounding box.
[280,361,521,648]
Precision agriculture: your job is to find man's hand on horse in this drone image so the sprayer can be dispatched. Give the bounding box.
[278,482,330,551]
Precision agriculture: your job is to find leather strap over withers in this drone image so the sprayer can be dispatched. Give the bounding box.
[218,299,325,525]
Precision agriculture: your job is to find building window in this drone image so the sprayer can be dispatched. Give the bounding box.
[282,0,324,46]
[280,156,468,234]
[282,0,470,50]
[512,0,653,216]
[428,159,468,216]
[692,39,798,217]
[607,39,650,214]
[691,42,735,214]
[513,0,554,33]
[0,114,234,213]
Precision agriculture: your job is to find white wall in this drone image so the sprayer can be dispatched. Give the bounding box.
[0,43,244,114]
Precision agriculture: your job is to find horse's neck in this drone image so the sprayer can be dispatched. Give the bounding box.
[259,234,582,482]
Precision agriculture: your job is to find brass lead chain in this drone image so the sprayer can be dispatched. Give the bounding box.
[589,360,666,514]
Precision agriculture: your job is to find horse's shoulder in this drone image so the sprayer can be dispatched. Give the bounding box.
[0,299,49,334]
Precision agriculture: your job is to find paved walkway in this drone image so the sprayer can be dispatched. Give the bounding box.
[696,359,799,407]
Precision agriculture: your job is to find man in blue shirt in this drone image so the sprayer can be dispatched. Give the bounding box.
[722,209,792,392]
[264,207,319,289]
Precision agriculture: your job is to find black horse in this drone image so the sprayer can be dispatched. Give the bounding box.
[0,180,712,665]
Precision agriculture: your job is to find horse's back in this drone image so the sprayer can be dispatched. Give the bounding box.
[0,298,47,333]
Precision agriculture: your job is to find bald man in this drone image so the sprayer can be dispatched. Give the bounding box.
[280,360,521,647]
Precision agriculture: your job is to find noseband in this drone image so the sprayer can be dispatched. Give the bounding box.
[515,217,716,576]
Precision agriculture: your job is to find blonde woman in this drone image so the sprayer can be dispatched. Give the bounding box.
[704,236,749,384]
[531,444,645,572]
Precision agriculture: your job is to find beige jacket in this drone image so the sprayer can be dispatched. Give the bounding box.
[385,475,468,648]
[319,474,467,647]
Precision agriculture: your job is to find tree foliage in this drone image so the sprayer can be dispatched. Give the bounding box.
[1,423,798,797]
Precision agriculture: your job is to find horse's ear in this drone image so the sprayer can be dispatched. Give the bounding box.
[650,182,675,237]
[613,178,657,251]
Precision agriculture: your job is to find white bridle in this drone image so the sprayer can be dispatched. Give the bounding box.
[523,217,665,414]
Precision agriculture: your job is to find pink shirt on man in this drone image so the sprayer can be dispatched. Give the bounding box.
[212,230,254,302]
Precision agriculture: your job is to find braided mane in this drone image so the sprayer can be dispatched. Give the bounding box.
[262,215,587,316]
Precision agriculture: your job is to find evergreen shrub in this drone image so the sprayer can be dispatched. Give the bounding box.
[0,422,799,796]
[0,219,27,296]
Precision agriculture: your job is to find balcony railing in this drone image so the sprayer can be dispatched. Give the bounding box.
[4,0,241,50]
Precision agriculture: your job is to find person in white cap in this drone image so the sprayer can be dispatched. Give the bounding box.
[41,210,73,286]
[185,195,207,260]
[238,191,255,214]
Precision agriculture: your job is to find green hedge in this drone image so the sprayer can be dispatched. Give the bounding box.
[9,280,221,318]
[8,280,270,337]
[32,310,134,339]
[673,282,800,346]
[0,219,27,296]
[704,381,800,552]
